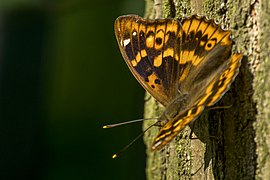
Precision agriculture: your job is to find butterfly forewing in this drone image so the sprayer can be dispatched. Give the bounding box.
[115,15,182,106]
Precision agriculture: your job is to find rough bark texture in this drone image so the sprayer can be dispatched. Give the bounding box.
[143,0,269,179]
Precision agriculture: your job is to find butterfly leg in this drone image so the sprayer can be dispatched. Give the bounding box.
[153,121,162,127]
[188,120,219,140]
[208,105,232,110]
[188,121,198,140]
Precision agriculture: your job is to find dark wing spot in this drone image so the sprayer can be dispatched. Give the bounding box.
[195,30,202,39]
[155,38,162,45]
[151,85,155,88]
[201,34,208,42]
[154,79,161,84]
[207,43,212,48]
[125,42,134,60]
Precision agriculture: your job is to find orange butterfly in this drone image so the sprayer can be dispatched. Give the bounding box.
[114,15,242,152]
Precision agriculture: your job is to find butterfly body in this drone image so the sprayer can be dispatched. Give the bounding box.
[114,15,242,150]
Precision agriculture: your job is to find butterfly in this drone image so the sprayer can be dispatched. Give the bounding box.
[114,14,242,151]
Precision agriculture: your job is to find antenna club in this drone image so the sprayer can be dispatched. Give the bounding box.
[103,125,108,128]
[112,154,118,159]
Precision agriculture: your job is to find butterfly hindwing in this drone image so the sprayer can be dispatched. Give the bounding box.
[152,52,242,150]
[203,53,242,106]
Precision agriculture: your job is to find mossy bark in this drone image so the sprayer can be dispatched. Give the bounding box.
[143,0,269,179]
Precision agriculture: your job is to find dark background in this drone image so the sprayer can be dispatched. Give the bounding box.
[0,0,146,179]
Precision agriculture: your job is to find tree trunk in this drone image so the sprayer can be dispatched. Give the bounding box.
[143,0,269,179]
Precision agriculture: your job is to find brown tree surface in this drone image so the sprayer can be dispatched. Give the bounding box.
[142,0,269,179]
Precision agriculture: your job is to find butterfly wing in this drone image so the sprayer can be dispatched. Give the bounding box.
[114,15,182,106]
[178,15,243,107]
[152,16,242,150]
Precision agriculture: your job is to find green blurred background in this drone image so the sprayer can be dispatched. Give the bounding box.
[0,0,146,179]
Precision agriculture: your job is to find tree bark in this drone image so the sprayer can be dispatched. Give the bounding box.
[143,0,269,179]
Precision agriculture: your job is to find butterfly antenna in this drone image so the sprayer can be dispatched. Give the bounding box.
[103,117,158,128]
[112,121,158,158]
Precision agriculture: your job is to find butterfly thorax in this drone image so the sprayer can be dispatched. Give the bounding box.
[158,93,190,127]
